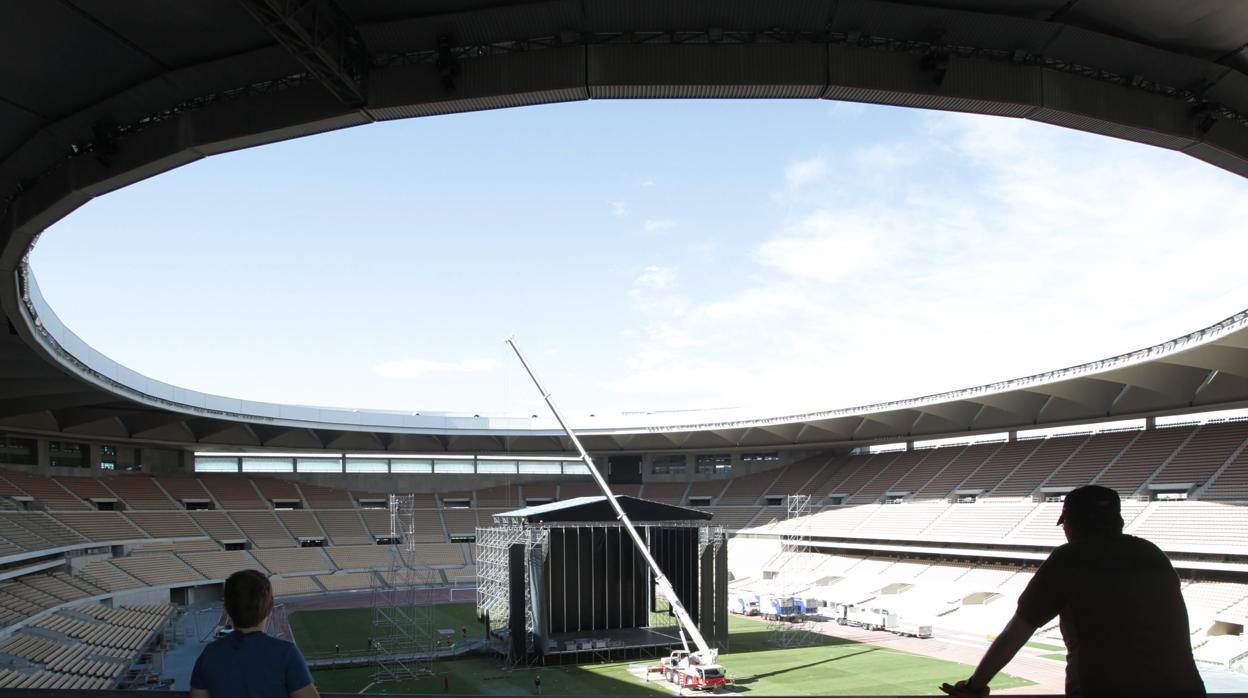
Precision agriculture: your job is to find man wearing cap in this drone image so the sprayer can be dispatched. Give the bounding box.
[941,485,1204,697]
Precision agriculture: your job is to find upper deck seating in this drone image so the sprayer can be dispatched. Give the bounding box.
[1151,421,1248,489]
[327,545,395,570]
[362,507,444,542]
[474,484,523,508]
[558,481,606,499]
[254,478,303,505]
[765,455,831,498]
[924,503,1037,543]
[276,510,325,540]
[189,510,246,543]
[640,482,687,504]
[990,436,1085,497]
[848,450,932,505]
[0,512,87,549]
[687,479,729,503]
[825,453,894,500]
[316,571,375,591]
[1043,431,1138,488]
[200,476,265,509]
[230,511,296,547]
[302,483,355,508]
[272,575,323,596]
[854,502,948,538]
[156,476,213,504]
[131,540,220,555]
[252,547,334,575]
[78,561,144,593]
[700,506,762,531]
[889,446,966,499]
[442,509,477,537]
[0,470,87,510]
[315,510,372,545]
[56,476,117,505]
[1131,501,1248,553]
[1199,446,1248,501]
[917,443,1010,499]
[100,475,176,509]
[1095,426,1194,494]
[178,550,268,579]
[720,469,784,505]
[521,482,557,501]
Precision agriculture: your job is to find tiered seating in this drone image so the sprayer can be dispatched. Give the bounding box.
[924,503,1036,542]
[378,567,442,585]
[272,575,323,596]
[640,482,687,504]
[252,548,333,575]
[474,484,522,508]
[854,503,948,538]
[21,573,97,604]
[750,506,785,528]
[130,540,219,555]
[687,479,728,503]
[254,478,303,505]
[0,512,87,548]
[365,507,444,542]
[521,482,557,501]
[700,507,761,530]
[720,469,784,504]
[1095,426,1194,494]
[1131,501,1248,553]
[764,455,830,497]
[0,470,87,510]
[0,513,61,552]
[277,510,325,540]
[441,509,476,537]
[54,512,146,542]
[327,545,395,570]
[316,571,376,591]
[1200,446,1248,501]
[100,475,176,509]
[112,554,205,586]
[558,481,606,499]
[78,561,144,593]
[0,633,124,688]
[0,472,25,497]
[125,511,204,538]
[301,483,355,508]
[847,450,931,504]
[200,476,265,509]
[791,504,881,537]
[155,476,212,503]
[1152,421,1248,488]
[889,446,965,498]
[230,511,296,547]
[56,476,117,504]
[315,510,372,545]
[1042,431,1138,488]
[1182,581,1248,627]
[827,453,896,500]
[178,550,267,579]
[990,436,1085,497]
[1193,635,1248,668]
[406,543,465,566]
[918,442,1013,499]
[189,511,245,542]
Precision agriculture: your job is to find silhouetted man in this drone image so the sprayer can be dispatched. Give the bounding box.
[942,485,1204,697]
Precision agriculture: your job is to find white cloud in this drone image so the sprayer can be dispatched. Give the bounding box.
[374,358,500,378]
[783,156,827,187]
[642,219,676,233]
[753,210,894,283]
[634,265,677,290]
[641,179,656,188]
[609,201,628,217]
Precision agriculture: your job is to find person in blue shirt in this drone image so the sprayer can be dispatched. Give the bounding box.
[190,569,319,698]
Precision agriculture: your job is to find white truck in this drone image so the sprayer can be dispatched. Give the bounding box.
[660,649,728,691]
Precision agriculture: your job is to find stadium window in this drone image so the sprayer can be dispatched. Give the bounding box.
[345,458,389,473]
[956,494,977,504]
[242,457,293,473]
[477,459,518,474]
[562,462,590,475]
[827,496,846,506]
[450,534,476,543]
[883,495,906,504]
[688,496,712,507]
[433,459,474,474]
[442,498,472,509]
[1017,418,1145,440]
[194,456,239,473]
[1153,489,1189,501]
[765,496,785,506]
[375,535,400,545]
[518,460,562,475]
[358,498,388,509]
[695,454,732,475]
[741,451,780,462]
[297,457,343,473]
[652,454,687,475]
[390,459,432,474]
[299,538,325,547]
[48,440,88,468]
[0,433,37,465]
[100,444,117,471]
[868,442,907,454]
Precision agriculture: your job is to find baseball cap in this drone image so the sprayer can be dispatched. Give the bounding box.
[1056,485,1122,527]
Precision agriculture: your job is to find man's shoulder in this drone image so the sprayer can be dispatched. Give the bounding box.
[202,632,297,657]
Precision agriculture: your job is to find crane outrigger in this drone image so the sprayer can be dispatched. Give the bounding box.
[505,337,725,689]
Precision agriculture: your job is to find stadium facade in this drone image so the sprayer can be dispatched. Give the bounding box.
[3,0,1248,691]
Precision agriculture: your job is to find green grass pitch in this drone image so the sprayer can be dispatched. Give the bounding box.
[290,603,1034,695]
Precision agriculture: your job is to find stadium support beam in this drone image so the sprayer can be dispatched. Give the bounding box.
[237,0,370,106]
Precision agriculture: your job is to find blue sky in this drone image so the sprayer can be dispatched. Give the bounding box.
[28,100,1248,418]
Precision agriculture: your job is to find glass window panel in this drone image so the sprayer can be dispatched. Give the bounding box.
[477,461,517,474]
[433,460,474,474]
[195,457,239,473]
[297,458,342,473]
[563,462,590,475]
[518,461,562,474]
[346,458,389,473]
[391,460,432,473]
[242,458,293,473]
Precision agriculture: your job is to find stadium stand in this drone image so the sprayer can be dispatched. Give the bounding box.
[0,512,87,549]
[687,479,729,503]
[327,545,395,571]
[0,470,87,510]
[764,455,832,497]
[56,476,117,506]
[1152,421,1248,489]
[316,571,376,591]
[474,484,523,508]
[77,561,143,593]
[1041,430,1138,489]
[441,509,476,537]
[828,452,896,501]
[1201,444,1248,501]
[252,547,334,575]
[276,509,326,540]
[1095,425,1195,494]
[199,476,265,509]
[101,475,177,509]
[522,482,557,501]
[719,469,784,505]
[111,555,204,587]
[302,483,355,508]
[53,512,145,542]
[271,575,323,597]
[855,501,948,538]
[315,509,373,545]
[990,435,1085,497]
[130,540,219,555]
[156,476,212,504]
[189,510,245,543]
[924,502,1036,542]
[253,477,303,504]
[178,550,268,580]
[916,442,1009,499]
[849,449,937,504]
[889,445,966,498]
[640,482,688,504]
[229,511,296,547]
[1131,501,1248,553]
[124,511,204,539]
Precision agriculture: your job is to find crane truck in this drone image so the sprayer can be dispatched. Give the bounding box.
[507,337,727,691]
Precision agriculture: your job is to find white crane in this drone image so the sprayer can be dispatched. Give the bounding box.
[505,336,720,669]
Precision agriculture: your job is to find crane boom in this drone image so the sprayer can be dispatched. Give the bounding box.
[505,336,716,662]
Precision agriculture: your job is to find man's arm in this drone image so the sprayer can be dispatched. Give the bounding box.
[941,612,1039,696]
[290,683,320,698]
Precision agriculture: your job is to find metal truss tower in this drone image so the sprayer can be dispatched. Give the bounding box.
[371,494,437,684]
[768,494,818,648]
[475,523,546,664]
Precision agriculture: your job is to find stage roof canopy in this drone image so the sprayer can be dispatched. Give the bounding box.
[495,495,713,524]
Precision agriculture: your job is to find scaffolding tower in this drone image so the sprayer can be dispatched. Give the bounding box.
[767,494,818,648]
[475,523,547,664]
[371,494,437,684]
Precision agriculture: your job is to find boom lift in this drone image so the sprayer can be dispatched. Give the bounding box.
[506,337,726,690]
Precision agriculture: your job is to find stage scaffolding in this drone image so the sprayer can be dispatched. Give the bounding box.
[478,512,726,665]
[371,494,437,684]
[768,494,817,648]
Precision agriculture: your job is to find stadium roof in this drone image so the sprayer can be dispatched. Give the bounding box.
[3,1,1248,453]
